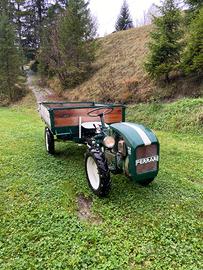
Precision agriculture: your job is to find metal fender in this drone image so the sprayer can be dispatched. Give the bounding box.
[110,122,160,183]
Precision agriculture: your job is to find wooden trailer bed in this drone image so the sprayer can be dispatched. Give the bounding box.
[39,102,126,141]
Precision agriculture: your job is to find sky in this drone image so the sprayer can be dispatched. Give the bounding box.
[89,0,161,36]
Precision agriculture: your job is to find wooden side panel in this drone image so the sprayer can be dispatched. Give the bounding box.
[39,104,51,127]
[54,107,123,127]
[46,102,94,109]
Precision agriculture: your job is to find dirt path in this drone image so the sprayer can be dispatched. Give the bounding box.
[26,70,54,103]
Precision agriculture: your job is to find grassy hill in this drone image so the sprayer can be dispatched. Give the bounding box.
[59,25,202,103]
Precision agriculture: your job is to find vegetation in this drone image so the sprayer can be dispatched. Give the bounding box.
[39,0,97,88]
[0,0,202,103]
[145,0,203,81]
[0,13,23,103]
[115,0,134,31]
[0,0,202,267]
[127,98,203,135]
[10,0,67,58]
[145,0,182,81]
[185,0,202,16]
[182,6,203,75]
[63,25,202,103]
[0,0,97,103]
[0,96,202,269]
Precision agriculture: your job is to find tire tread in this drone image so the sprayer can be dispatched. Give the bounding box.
[85,148,111,197]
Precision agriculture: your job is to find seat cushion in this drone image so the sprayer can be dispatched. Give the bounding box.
[81,122,108,129]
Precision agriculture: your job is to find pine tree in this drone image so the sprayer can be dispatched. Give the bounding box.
[145,0,182,81]
[185,0,202,12]
[182,6,203,74]
[38,2,64,75]
[184,0,202,24]
[115,0,134,31]
[40,0,97,88]
[13,0,25,47]
[0,0,68,60]
[22,0,47,56]
[0,14,21,102]
[14,0,58,59]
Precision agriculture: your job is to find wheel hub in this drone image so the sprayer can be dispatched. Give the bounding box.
[87,156,100,190]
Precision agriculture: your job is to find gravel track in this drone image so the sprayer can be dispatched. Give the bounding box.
[27,70,53,103]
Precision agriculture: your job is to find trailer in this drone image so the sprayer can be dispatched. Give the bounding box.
[39,101,160,197]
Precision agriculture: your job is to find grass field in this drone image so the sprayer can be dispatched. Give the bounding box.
[0,98,203,270]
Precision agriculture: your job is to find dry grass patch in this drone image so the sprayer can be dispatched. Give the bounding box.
[65,25,155,103]
[59,24,202,103]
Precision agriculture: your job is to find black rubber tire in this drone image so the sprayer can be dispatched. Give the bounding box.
[85,149,111,197]
[45,127,55,155]
[140,178,155,186]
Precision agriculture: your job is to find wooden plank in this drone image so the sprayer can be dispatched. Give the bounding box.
[45,102,94,109]
[39,104,51,127]
[43,102,94,109]
[54,107,122,117]
[54,107,123,127]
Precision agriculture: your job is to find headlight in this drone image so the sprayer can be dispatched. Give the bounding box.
[103,136,115,148]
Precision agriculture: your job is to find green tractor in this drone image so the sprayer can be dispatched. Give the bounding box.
[39,102,160,197]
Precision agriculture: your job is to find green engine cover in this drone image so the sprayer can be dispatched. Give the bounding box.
[110,122,160,184]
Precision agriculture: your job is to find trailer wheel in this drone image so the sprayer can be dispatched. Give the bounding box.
[85,149,111,197]
[140,178,155,186]
[45,127,55,154]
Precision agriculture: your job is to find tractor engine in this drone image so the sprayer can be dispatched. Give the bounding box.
[104,138,128,174]
[109,122,160,184]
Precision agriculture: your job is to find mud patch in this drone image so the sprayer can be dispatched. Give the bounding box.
[77,194,102,224]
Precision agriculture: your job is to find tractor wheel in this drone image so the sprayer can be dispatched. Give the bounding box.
[45,127,55,155]
[85,149,111,197]
[140,178,155,186]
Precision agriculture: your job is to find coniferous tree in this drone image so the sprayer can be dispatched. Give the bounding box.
[0,14,21,102]
[185,0,202,12]
[184,0,202,24]
[23,0,47,56]
[181,6,203,74]
[38,2,64,75]
[115,0,134,31]
[14,0,61,58]
[39,0,97,88]
[145,0,182,81]
[58,0,97,87]
[0,0,68,60]
[13,0,26,47]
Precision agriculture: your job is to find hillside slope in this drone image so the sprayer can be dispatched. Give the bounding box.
[63,25,202,103]
[66,25,153,102]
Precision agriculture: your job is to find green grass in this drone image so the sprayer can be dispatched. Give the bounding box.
[0,99,203,270]
[127,98,203,135]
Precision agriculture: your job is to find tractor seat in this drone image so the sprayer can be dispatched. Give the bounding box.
[81,122,108,129]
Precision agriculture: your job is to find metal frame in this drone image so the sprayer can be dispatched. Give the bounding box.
[39,101,126,141]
